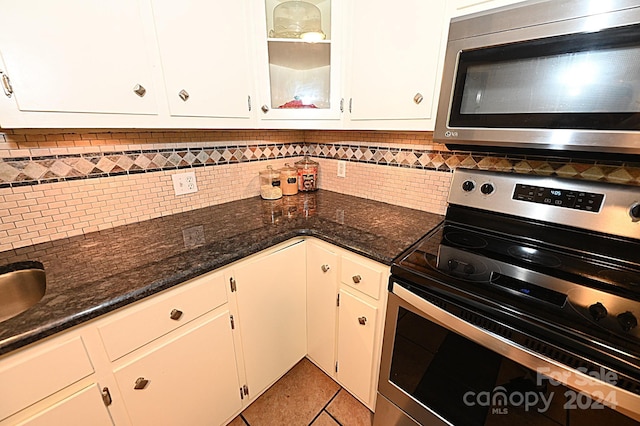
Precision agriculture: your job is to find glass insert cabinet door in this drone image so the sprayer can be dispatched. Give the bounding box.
[260,0,342,120]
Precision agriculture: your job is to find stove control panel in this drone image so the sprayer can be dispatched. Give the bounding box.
[448,169,639,240]
[513,184,604,212]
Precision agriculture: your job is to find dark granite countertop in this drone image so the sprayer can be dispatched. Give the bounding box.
[0,190,443,356]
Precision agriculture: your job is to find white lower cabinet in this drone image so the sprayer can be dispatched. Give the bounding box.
[1,238,388,425]
[113,310,241,426]
[336,289,378,406]
[229,240,307,401]
[305,239,389,410]
[18,384,113,426]
[306,241,339,374]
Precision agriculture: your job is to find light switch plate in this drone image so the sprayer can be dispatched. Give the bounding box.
[172,171,198,195]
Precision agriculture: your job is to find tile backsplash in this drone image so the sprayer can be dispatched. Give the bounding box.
[1,129,639,251]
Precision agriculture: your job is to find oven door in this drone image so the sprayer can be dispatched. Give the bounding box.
[375,280,640,426]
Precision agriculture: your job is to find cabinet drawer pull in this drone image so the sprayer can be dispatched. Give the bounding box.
[352,275,362,284]
[413,92,424,104]
[170,309,183,320]
[134,377,149,390]
[179,89,189,101]
[321,264,330,273]
[261,104,269,113]
[133,84,146,97]
[358,316,367,325]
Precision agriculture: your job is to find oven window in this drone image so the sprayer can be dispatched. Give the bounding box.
[389,307,638,425]
[449,23,640,130]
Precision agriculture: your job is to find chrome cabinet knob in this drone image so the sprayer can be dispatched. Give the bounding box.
[321,264,330,273]
[352,275,362,284]
[134,377,149,390]
[261,104,269,113]
[170,309,183,320]
[178,89,189,101]
[133,84,146,97]
[358,316,367,325]
[413,92,424,104]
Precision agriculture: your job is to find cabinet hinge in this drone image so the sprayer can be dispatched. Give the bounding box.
[243,384,249,397]
[230,277,237,292]
[337,293,340,307]
[340,98,344,113]
[230,314,235,330]
[101,387,112,406]
[335,361,339,373]
[1,72,13,98]
[348,98,353,113]
[247,95,252,112]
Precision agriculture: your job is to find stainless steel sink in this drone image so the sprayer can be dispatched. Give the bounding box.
[0,261,46,322]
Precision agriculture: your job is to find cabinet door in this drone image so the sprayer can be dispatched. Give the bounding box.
[233,241,307,398]
[347,0,445,126]
[18,384,113,426]
[0,0,157,115]
[306,241,339,374]
[113,311,241,426]
[257,0,343,122]
[150,0,253,119]
[337,289,378,407]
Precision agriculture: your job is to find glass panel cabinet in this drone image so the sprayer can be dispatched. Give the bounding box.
[259,0,342,123]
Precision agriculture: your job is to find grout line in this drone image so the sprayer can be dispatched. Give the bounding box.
[307,388,343,426]
[240,413,250,425]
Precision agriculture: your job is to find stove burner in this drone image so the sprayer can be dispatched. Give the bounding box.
[507,246,562,268]
[444,232,488,249]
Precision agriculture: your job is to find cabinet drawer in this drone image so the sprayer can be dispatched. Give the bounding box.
[98,272,227,361]
[340,255,384,300]
[0,336,94,420]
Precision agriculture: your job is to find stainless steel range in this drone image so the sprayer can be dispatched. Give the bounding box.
[375,169,640,425]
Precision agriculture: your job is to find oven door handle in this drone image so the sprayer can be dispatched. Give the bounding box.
[390,282,640,422]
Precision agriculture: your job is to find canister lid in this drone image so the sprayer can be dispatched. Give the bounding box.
[260,165,280,177]
[294,156,318,167]
[281,163,297,172]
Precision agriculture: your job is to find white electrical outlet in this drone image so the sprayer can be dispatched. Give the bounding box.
[337,160,346,178]
[172,171,198,196]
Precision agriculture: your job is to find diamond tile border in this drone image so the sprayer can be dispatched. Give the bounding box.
[1,141,639,187]
[0,143,305,187]
[306,143,640,186]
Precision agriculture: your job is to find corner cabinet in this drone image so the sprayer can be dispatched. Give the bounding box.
[306,239,389,410]
[227,239,307,401]
[254,0,344,127]
[344,0,447,131]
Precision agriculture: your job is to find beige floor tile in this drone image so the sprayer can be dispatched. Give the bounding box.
[241,358,341,426]
[326,389,373,426]
[226,415,248,426]
[310,411,340,426]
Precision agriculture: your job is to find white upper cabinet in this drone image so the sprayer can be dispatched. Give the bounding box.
[255,0,344,126]
[0,0,157,116]
[344,0,447,130]
[150,0,253,119]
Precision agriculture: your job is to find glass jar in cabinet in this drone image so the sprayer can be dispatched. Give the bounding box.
[259,0,342,121]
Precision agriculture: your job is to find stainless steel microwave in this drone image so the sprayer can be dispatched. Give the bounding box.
[434,0,640,154]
